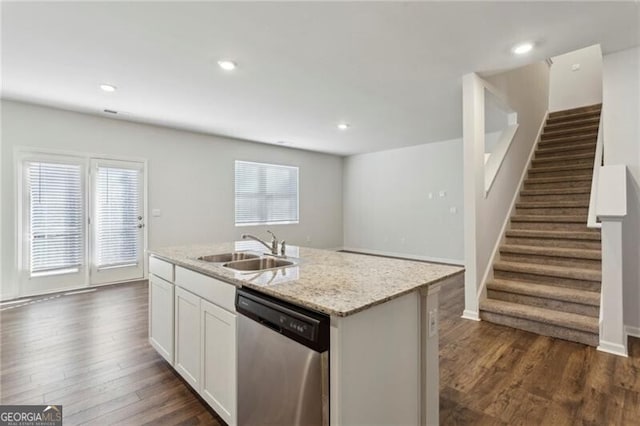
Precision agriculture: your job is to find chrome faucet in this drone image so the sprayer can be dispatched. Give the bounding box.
[242,231,279,256]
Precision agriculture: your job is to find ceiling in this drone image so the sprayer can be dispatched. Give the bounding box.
[2,2,638,156]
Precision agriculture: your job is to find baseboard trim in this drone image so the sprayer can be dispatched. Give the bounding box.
[625,325,640,338]
[597,340,628,357]
[462,309,481,321]
[339,246,464,266]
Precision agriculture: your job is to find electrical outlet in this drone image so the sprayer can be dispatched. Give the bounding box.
[450,206,457,214]
[572,63,581,71]
[439,190,447,198]
[306,236,312,243]
[152,209,161,217]
[428,192,433,200]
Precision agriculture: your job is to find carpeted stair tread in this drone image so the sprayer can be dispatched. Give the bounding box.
[516,200,589,208]
[512,214,588,223]
[500,244,601,260]
[520,187,591,196]
[538,134,597,146]
[505,229,601,241]
[480,299,599,333]
[542,124,599,138]
[532,152,596,165]
[494,260,601,282]
[536,142,596,156]
[529,163,593,174]
[544,116,600,131]
[525,174,592,184]
[548,104,602,119]
[488,279,601,306]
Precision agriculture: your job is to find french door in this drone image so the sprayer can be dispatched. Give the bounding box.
[90,159,145,285]
[20,153,146,296]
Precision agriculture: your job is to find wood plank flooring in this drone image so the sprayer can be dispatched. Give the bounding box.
[1,278,639,425]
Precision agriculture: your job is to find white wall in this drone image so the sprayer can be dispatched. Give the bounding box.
[463,61,550,317]
[342,138,463,264]
[549,44,603,112]
[1,100,343,299]
[602,46,640,332]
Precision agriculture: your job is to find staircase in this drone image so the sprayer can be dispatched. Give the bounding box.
[480,104,603,346]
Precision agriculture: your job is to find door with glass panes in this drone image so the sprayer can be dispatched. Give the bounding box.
[89,159,145,285]
[20,154,145,296]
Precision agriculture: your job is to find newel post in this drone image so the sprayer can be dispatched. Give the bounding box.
[596,165,628,357]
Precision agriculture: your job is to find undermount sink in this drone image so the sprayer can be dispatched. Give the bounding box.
[197,252,260,263]
[223,257,295,271]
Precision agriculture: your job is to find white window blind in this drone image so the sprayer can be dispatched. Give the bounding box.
[95,166,141,269]
[235,161,299,225]
[27,161,83,276]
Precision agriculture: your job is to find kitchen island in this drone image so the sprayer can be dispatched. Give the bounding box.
[148,242,463,426]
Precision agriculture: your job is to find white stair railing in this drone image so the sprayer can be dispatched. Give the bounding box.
[587,109,604,228]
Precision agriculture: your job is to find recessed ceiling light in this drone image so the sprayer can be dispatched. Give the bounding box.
[337,123,350,130]
[100,84,117,92]
[217,60,237,71]
[512,42,534,55]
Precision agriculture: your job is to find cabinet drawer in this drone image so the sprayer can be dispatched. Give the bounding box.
[175,266,236,312]
[150,256,174,282]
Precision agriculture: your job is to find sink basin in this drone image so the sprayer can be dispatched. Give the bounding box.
[197,252,260,263]
[223,257,295,271]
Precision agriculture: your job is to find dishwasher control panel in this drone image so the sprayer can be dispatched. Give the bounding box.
[236,288,329,352]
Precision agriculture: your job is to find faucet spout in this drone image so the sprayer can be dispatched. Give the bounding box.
[242,232,279,255]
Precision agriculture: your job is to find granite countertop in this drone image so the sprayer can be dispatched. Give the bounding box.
[148,242,464,317]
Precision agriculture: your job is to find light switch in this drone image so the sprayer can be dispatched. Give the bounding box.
[429,309,438,337]
[152,209,161,217]
[450,207,457,214]
[428,192,433,200]
[439,190,447,198]
[572,63,581,71]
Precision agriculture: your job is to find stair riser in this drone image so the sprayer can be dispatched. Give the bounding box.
[479,311,598,346]
[528,168,593,179]
[535,145,596,158]
[510,221,591,232]
[505,237,601,250]
[524,180,591,191]
[500,252,601,270]
[487,290,600,318]
[520,193,590,202]
[542,128,598,140]
[515,207,589,216]
[493,270,601,291]
[538,135,597,147]
[532,157,594,168]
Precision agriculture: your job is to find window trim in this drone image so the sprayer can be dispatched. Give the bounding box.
[234,160,300,227]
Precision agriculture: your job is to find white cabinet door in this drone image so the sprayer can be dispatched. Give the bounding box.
[149,274,174,364]
[201,299,237,426]
[175,286,201,390]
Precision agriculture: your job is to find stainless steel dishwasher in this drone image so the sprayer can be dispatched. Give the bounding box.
[236,288,330,426]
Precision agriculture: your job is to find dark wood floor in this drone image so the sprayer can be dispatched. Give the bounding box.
[1,279,638,425]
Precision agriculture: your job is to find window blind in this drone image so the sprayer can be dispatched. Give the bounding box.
[95,166,140,269]
[27,161,83,276]
[235,161,299,225]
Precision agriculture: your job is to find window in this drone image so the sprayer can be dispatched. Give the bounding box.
[25,161,84,277]
[235,161,299,226]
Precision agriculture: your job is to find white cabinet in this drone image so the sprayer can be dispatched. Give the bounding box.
[149,274,174,364]
[201,299,237,426]
[175,286,201,390]
[150,261,237,424]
